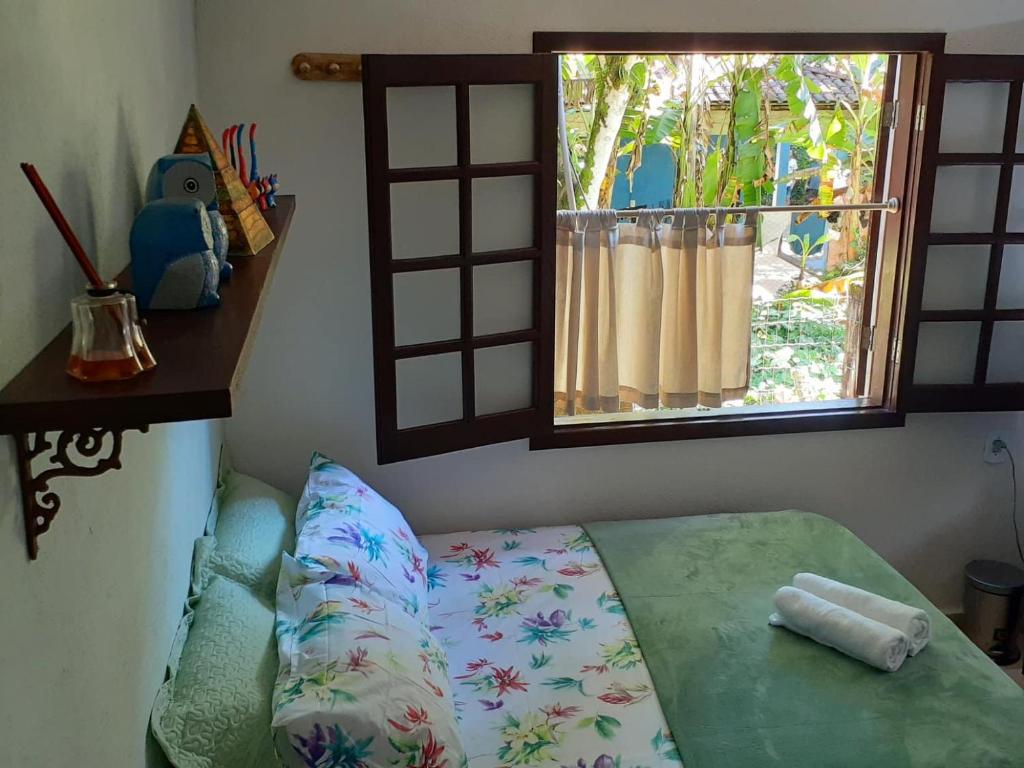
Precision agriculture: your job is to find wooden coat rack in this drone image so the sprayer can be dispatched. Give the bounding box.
[291,53,363,81]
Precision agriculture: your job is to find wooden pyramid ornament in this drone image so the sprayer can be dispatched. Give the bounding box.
[174,104,274,255]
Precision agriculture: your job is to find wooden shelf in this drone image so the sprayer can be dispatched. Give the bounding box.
[0,196,295,435]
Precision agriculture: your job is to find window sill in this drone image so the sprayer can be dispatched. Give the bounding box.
[530,402,905,450]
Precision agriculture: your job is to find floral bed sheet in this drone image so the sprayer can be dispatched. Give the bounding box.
[421,525,682,768]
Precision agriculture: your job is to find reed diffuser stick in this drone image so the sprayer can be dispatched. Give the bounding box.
[20,163,105,288]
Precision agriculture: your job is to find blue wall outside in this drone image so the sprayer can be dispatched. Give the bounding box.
[610,143,675,210]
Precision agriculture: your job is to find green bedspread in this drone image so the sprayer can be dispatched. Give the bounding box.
[584,510,1024,768]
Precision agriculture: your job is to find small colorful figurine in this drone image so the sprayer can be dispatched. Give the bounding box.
[247,123,263,204]
[221,119,281,209]
[256,173,276,208]
[270,174,281,207]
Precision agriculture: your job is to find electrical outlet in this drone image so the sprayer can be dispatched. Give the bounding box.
[984,434,1008,464]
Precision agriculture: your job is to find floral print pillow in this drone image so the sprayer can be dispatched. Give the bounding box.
[293,452,429,621]
[273,554,466,768]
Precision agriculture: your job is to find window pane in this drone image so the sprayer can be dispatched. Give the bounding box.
[921,245,990,310]
[390,180,460,259]
[475,342,533,415]
[473,261,534,335]
[396,353,463,428]
[387,86,457,169]
[930,165,1000,233]
[997,245,1024,309]
[472,175,534,252]
[1008,166,1024,232]
[987,322,1024,383]
[913,322,980,385]
[938,82,1008,153]
[470,84,536,164]
[393,269,461,346]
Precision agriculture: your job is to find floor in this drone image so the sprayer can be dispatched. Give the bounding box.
[753,249,802,301]
[1003,664,1024,688]
[753,212,802,301]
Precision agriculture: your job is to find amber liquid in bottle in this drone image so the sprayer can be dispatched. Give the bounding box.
[66,354,145,382]
[67,286,150,382]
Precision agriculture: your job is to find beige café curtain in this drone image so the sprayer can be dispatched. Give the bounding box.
[554,210,756,416]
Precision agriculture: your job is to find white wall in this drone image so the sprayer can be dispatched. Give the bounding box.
[0,2,220,767]
[196,0,1024,612]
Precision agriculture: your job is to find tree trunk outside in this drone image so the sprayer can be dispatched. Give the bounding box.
[842,283,864,398]
[582,56,638,209]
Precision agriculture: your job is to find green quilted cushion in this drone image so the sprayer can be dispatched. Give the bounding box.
[205,472,297,600]
[152,574,279,768]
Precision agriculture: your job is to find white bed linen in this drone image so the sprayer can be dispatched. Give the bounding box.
[421,525,682,768]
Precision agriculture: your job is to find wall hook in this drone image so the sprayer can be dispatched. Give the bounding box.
[291,53,362,81]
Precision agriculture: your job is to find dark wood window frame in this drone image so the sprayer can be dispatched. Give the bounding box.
[529,31,945,451]
[363,54,557,463]
[898,55,1024,412]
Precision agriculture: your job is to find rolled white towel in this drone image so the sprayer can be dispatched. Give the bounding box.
[769,586,910,672]
[793,572,931,656]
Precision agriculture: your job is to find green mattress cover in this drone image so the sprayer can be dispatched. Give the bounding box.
[584,510,1024,768]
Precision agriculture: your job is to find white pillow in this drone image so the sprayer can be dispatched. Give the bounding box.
[294,452,429,620]
[272,554,465,768]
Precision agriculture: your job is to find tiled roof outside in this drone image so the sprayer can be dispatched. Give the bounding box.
[706,65,859,108]
[564,64,861,112]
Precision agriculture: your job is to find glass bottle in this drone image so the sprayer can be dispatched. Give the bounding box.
[66,284,148,382]
[123,292,157,371]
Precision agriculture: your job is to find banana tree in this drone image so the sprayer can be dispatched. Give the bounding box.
[728,60,774,208]
[787,230,834,286]
[834,54,886,263]
[772,53,887,266]
[679,56,774,212]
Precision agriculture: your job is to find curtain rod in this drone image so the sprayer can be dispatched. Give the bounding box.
[559,197,900,218]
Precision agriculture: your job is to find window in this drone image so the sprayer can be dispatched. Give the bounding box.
[551,51,895,415]
[363,36,1024,463]
[534,34,933,450]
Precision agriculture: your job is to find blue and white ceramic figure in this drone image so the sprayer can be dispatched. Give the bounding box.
[130,199,221,310]
[145,153,232,279]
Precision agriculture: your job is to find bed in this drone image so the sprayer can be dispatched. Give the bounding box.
[422,513,1024,767]
[154,462,1024,768]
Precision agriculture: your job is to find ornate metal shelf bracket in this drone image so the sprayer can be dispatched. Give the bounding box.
[14,426,149,559]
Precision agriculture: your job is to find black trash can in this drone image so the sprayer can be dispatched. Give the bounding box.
[964,559,1024,665]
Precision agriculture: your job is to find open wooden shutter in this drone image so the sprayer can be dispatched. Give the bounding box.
[901,55,1024,411]
[363,55,556,462]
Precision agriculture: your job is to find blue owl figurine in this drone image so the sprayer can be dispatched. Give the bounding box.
[145,153,232,280]
[130,199,221,310]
